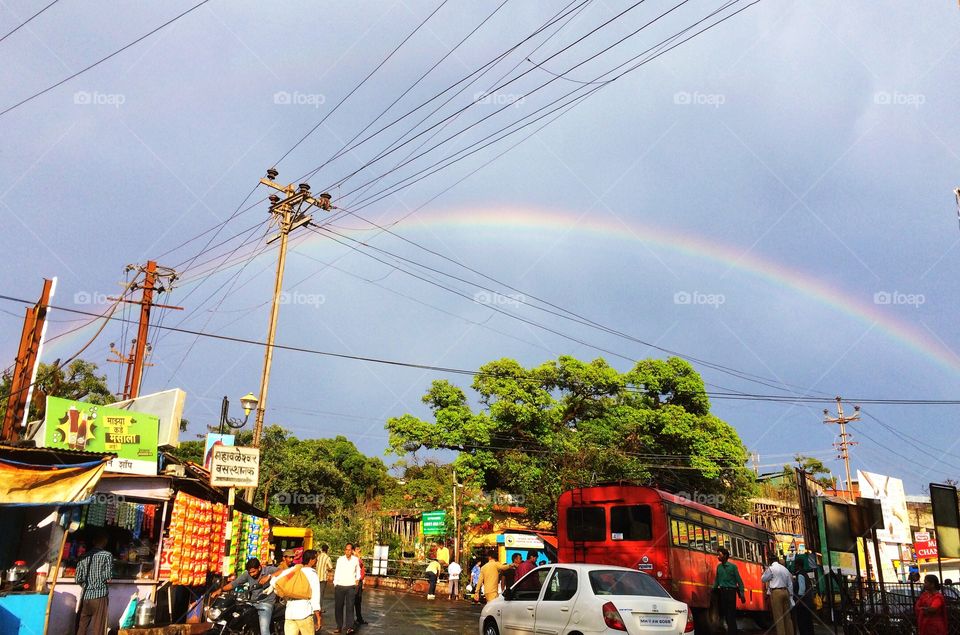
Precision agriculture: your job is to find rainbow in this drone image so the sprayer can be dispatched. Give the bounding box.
[322,204,958,374]
[40,205,959,376]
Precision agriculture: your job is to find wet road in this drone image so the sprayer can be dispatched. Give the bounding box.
[321,587,837,634]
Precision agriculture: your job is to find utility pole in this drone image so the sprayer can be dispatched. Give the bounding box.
[823,396,860,499]
[2,277,56,442]
[108,261,181,400]
[247,169,332,503]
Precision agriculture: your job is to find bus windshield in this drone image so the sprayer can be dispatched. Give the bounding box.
[589,570,671,598]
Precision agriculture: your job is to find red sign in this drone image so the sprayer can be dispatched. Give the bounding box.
[914,532,938,560]
[158,537,174,578]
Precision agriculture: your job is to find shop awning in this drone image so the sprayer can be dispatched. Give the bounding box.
[0,457,109,505]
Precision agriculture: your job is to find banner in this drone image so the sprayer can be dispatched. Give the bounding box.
[914,531,938,560]
[209,446,260,488]
[857,471,910,544]
[44,396,159,475]
[930,483,960,559]
[203,434,235,470]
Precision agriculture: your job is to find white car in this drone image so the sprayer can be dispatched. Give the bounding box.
[479,563,694,635]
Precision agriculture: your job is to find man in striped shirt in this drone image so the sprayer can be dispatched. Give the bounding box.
[75,532,113,635]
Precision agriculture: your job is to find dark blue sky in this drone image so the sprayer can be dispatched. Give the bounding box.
[2,1,958,493]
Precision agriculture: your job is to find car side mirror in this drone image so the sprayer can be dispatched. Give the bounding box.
[502,588,513,601]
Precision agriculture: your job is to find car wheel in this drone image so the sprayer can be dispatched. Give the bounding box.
[483,617,500,635]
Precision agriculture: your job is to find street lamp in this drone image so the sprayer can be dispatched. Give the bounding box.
[219,393,258,434]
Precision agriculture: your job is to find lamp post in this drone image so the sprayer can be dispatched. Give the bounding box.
[218,392,257,577]
[219,393,258,435]
[453,476,463,565]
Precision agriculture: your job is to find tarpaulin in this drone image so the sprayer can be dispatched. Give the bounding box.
[0,457,108,505]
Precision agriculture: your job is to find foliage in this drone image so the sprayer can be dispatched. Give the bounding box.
[0,359,114,426]
[780,454,835,489]
[387,355,756,525]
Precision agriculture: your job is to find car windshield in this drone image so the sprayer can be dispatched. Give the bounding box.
[588,570,670,598]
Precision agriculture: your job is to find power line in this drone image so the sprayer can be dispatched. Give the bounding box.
[6,294,957,407]
[0,0,60,44]
[0,0,213,117]
[274,0,451,167]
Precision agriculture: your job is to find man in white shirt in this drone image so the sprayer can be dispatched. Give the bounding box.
[332,542,362,634]
[761,555,794,635]
[447,560,462,600]
[275,549,322,635]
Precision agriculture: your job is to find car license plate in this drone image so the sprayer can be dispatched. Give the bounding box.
[637,615,673,627]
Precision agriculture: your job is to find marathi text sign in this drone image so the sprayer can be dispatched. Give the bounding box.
[44,396,159,475]
[209,446,260,488]
[914,531,939,560]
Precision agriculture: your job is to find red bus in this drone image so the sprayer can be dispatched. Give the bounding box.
[557,485,774,633]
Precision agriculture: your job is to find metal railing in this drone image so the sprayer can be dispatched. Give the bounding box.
[828,579,960,635]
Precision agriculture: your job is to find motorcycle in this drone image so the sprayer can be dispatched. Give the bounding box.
[205,586,285,635]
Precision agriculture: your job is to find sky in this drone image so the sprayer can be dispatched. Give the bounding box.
[2,0,959,495]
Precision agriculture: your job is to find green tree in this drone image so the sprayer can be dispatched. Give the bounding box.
[387,355,756,525]
[0,359,114,426]
[781,454,834,489]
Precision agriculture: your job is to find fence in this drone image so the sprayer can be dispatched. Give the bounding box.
[829,578,960,635]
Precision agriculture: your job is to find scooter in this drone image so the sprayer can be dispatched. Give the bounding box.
[205,586,285,635]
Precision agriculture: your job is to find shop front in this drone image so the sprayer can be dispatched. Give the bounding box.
[0,446,112,635]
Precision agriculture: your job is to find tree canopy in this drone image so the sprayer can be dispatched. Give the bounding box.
[1,359,113,425]
[387,355,756,524]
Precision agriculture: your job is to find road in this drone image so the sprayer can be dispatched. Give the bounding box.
[324,587,837,634]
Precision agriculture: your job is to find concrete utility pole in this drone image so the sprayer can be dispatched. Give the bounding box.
[108,261,181,400]
[247,169,332,502]
[823,396,860,499]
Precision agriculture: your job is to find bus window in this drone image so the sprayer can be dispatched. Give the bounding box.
[610,505,652,541]
[733,537,745,560]
[707,529,718,552]
[566,506,606,542]
[670,519,681,546]
[687,523,698,550]
[677,521,689,547]
[694,526,704,551]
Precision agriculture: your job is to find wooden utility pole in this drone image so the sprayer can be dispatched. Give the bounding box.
[247,168,332,503]
[823,396,860,499]
[108,261,181,400]
[1,278,55,442]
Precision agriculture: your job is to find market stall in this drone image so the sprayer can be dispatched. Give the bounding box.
[0,445,112,635]
[47,456,274,632]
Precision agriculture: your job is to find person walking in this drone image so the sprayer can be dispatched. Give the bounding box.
[476,552,515,603]
[761,555,794,635]
[211,557,278,635]
[712,547,744,635]
[425,558,441,600]
[353,547,367,625]
[470,560,481,604]
[916,574,948,635]
[276,549,321,635]
[447,560,462,600]
[316,544,333,611]
[792,564,816,635]
[502,554,522,590]
[332,543,361,634]
[75,531,112,635]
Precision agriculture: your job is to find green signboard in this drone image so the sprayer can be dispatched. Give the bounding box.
[422,510,447,536]
[44,396,159,475]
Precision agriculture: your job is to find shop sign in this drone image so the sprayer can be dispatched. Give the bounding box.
[914,531,938,560]
[44,396,159,475]
[209,446,260,488]
[504,533,545,549]
[422,510,447,536]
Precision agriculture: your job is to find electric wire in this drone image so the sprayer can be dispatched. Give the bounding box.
[0,0,213,117]
[0,0,60,44]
